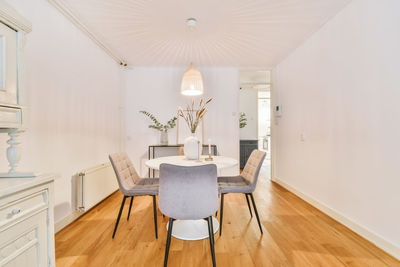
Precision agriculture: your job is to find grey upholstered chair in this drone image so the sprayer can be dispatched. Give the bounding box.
[159,164,219,267]
[218,149,266,236]
[109,152,159,239]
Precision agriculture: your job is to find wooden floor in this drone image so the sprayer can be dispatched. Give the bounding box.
[55,166,400,267]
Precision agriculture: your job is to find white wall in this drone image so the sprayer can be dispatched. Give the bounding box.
[125,67,239,176]
[273,0,400,258]
[2,0,124,223]
[239,89,257,140]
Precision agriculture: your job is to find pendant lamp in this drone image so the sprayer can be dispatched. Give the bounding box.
[180,63,204,96]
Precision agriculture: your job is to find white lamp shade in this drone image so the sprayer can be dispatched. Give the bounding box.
[181,63,204,96]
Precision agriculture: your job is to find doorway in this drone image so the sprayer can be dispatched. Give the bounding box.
[238,70,271,177]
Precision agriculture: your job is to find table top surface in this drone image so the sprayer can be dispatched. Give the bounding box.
[145,155,238,171]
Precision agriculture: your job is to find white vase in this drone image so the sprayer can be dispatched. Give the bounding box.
[184,134,202,160]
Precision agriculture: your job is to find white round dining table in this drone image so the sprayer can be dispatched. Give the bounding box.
[145,155,238,241]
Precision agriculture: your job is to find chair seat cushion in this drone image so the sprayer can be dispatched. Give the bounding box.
[218,176,253,194]
[124,178,159,196]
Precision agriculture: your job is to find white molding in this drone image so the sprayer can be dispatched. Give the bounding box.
[47,0,127,66]
[272,176,400,261]
[54,210,83,233]
[0,1,32,33]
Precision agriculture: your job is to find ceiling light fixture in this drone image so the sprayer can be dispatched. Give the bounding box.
[186,18,197,28]
[181,62,204,96]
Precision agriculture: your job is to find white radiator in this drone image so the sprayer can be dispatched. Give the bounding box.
[76,162,118,212]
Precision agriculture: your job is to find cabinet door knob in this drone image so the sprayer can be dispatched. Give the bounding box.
[11,208,21,215]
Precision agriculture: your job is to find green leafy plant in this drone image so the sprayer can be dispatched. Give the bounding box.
[239,112,247,128]
[139,111,177,132]
[178,98,212,133]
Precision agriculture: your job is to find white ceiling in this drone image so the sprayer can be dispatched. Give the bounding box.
[61,0,350,67]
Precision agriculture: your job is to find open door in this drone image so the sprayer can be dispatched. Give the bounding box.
[238,70,271,178]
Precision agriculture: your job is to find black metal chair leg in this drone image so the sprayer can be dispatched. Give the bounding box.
[164,218,174,267]
[219,193,224,236]
[127,196,134,220]
[152,195,158,239]
[245,194,253,218]
[249,193,263,235]
[207,216,216,267]
[215,195,219,217]
[112,196,127,238]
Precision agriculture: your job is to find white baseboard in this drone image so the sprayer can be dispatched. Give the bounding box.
[272,176,400,260]
[54,210,84,233]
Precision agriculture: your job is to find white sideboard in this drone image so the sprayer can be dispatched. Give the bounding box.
[0,175,55,267]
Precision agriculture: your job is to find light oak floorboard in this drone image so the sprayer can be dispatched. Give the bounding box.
[55,166,400,267]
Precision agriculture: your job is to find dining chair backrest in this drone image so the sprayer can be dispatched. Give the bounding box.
[241,150,266,190]
[109,152,141,195]
[159,164,219,220]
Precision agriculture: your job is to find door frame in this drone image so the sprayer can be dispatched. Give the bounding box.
[238,68,274,179]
